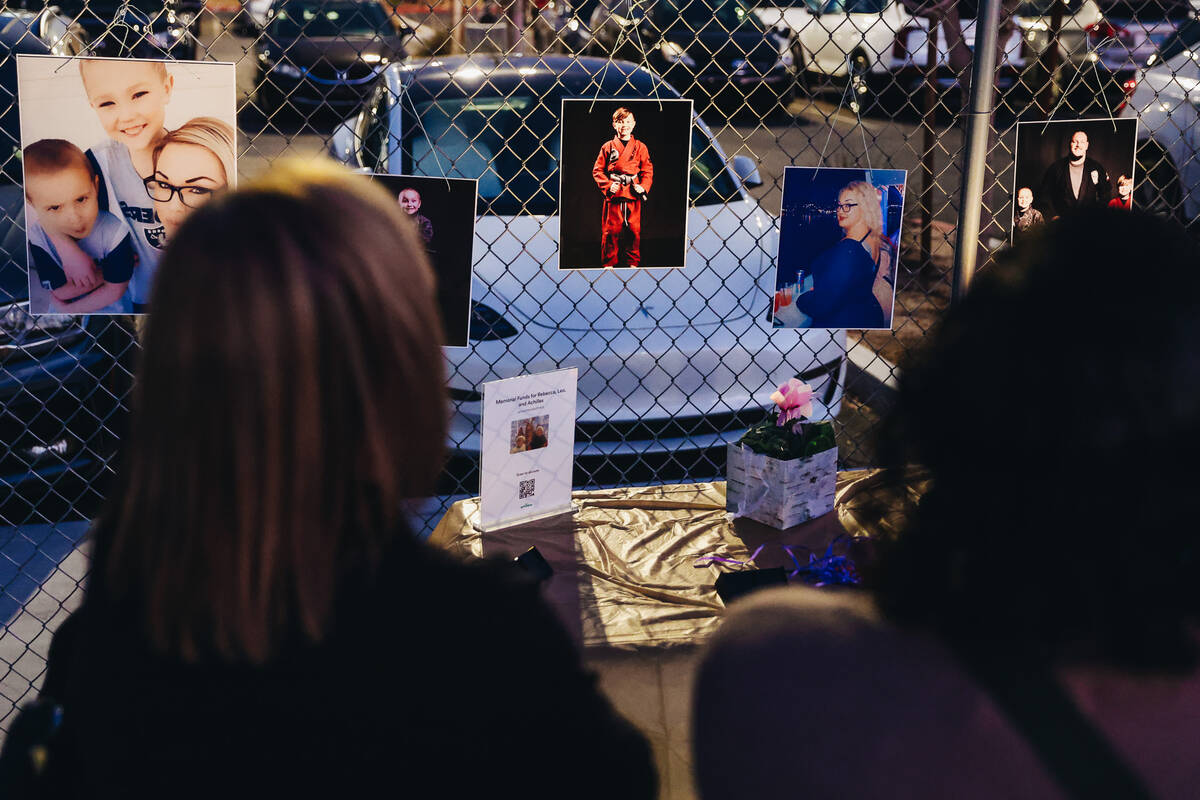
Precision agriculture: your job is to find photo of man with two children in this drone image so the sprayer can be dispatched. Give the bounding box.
[1011,118,1138,243]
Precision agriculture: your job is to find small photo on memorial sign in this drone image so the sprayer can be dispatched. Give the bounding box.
[18,55,236,315]
[1011,118,1137,242]
[368,174,477,347]
[773,166,905,331]
[511,414,550,453]
[558,98,692,270]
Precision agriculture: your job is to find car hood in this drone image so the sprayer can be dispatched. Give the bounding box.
[0,185,28,302]
[659,27,779,69]
[472,199,773,331]
[267,36,403,67]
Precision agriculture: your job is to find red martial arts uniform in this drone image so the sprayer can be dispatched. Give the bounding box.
[592,135,653,267]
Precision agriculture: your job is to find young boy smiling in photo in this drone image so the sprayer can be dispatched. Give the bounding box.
[24,138,134,314]
[79,57,174,312]
[592,107,653,268]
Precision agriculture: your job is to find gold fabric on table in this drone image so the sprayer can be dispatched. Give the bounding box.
[429,471,886,649]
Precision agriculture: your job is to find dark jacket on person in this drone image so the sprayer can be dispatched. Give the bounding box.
[1039,156,1112,219]
[24,525,657,798]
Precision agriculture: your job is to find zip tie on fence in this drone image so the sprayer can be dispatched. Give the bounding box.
[626,18,664,112]
[1040,34,1120,132]
[400,62,454,192]
[588,11,631,113]
[816,63,872,171]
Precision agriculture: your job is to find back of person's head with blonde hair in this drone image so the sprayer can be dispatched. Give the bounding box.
[154,116,237,187]
[99,158,447,664]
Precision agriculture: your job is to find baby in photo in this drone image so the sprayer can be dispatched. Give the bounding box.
[79,58,174,312]
[398,187,434,244]
[24,139,134,314]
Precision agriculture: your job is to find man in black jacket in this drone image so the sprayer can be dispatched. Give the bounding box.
[1039,130,1112,219]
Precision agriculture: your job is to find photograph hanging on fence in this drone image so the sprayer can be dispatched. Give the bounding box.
[1011,118,1138,242]
[773,166,905,331]
[369,174,477,347]
[17,55,236,315]
[510,415,550,453]
[558,98,692,270]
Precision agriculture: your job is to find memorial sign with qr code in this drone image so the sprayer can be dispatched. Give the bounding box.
[479,368,578,531]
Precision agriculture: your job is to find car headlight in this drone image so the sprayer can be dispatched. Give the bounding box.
[0,303,86,352]
[776,38,795,69]
[273,60,303,79]
[148,30,176,48]
[468,301,518,342]
[661,41,696,68]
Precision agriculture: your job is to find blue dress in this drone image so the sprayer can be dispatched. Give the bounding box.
[794,237,885,329]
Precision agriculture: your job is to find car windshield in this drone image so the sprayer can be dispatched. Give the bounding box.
[1012,0,1093,15]
[800,0,890,12]
[621,0,754,28]
[269,1,389,37]
[401,94,741,216]
[1156,16,1200,62]
[1098,1,1194,21]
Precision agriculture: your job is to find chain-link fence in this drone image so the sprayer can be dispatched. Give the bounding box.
[2,0,1197,740]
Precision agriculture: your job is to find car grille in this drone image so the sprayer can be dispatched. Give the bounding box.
[576,408,770,444]
[305,60,378,83]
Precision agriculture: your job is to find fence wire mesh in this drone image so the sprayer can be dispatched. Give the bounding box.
[1,0,1198,738]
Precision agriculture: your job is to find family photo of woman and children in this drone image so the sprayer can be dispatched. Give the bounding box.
[18,55,237,315]
[510,415,550,454]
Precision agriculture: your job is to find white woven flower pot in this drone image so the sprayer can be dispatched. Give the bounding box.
[725,443,837,529]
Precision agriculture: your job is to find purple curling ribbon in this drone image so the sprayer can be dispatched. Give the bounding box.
[694,544,765,569]
[781,535,860,587]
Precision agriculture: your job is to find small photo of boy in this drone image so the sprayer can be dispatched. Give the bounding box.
[1012,186,1045,240]
[24,139,134,314]
[1109,175,1133,210]
[17,54,237,315]
[368,173,478,347]
[397,187,434,245]
[558,98,692,270]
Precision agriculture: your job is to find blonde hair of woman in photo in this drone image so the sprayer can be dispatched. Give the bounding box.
[20,158,656,798]
[839,180,894,323]
[147,117,236,240]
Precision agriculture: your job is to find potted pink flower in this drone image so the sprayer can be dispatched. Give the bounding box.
[726,378,837,528]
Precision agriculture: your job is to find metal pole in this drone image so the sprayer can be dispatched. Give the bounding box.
[951,0,1003,304]
[920,19,940,271]
[451,0,465,55]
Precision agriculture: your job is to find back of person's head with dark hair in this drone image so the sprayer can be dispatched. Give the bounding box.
[100,159,448,664]
[870,208,1200,671]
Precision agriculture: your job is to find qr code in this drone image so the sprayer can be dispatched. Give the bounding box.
[519,479,536,499]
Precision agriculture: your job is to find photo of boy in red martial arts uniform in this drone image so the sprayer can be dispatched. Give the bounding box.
[592,107,653,268]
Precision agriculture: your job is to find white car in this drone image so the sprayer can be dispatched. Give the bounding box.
[329,56,847,484]
[1121,16,1200,224]
[751,0,1102,92]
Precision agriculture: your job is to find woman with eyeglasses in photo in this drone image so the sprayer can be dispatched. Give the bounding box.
[144,117,236,240]
[10,159,655,798]
[774,180,890,329]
